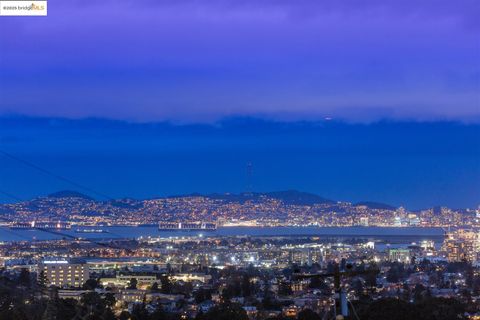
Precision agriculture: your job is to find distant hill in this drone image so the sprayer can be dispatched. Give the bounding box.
[107,198,143,209]
[47,190,94,200]
[170,190,334,206]
[264,190,334,205]
[354,201,396,210]
[168,192,260,203]
[44,189,394,209]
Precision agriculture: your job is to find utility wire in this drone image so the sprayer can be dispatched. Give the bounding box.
[0,225,34,241]
[0,210,126,250]
[0,152,132,250]
[348,299,361,320]
[0,149,113,200]
[0,191,81,240]
[0,189,24,202]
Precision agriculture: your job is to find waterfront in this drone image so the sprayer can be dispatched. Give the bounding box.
[0,224,475,320]
[0,225,445,242]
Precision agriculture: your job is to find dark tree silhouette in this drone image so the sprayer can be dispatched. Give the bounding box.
[160,275,173,294]
[128,278,138,290]
[297,309,322,320]
[196,302,248,320]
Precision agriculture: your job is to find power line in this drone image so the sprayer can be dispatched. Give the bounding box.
[0,215,127,250]
[0,149,113,200]
[0,189,24,202]
[348,299,361,320]
[0,151,131,250]
[0,224,34,241]
[0,189,124,249]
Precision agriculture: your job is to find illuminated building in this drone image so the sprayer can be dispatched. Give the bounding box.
[359,217,369,227]
[39,258,89,288]
[388,249,411,263]
[101,274,158,289]
[283,305,300,318]
[171,273,212,283]
[444,229,480,262]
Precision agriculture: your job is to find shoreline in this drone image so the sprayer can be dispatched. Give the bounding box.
[0,225,447,242]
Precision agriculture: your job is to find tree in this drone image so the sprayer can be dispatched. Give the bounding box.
[196,302,248,320]
[340,258,347,271]
[37,270,48,288]
[278,282,293,296]
[119,311,131,320]
[131,302,149,320]
[415,297,467,320]
[104,292,116,308]
[413,284,426,302]
[150,307,169,320]
[18,269,31,287]
[402,283,411,301]
[352,279,364,296]
[160,275,172,294]
[42,299,59,320]
[56,298,78,320]
[128,278,138,290]
[309,277,329,292]
[261,281,279,310]
[241,275,252,297]
[195,288,212,303]
[357,298,414,320]
[172,281,193,296]
[326,262,336,274]
[473,275,480,295]
[83,278,99,290]
[80,291,106,317]
[102,308,116,320]
[364,263,378,288]
[297,309,322,320]
[151,282,160,292]
[386,263,405,283]
[221,277,243,300]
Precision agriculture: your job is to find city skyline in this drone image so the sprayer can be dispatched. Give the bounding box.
[1,1,479,319]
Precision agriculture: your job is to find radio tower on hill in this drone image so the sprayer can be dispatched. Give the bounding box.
[246,161,253,195]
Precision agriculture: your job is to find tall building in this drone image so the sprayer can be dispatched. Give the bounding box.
[444,229,480,262]
[38,258,89,288]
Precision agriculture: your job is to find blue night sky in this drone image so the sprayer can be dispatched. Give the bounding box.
[0,117,479,210]
[0,0,479,208]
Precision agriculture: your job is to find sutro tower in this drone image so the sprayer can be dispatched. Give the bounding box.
[246,161,253,195]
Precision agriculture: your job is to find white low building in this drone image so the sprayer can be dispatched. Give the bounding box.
[101,274,158,288]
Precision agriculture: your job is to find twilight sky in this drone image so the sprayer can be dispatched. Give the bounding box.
[0,1,479,208]
[0,117,479,209]
[0,0,479,122]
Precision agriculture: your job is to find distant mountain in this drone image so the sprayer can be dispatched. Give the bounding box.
[264,190,334,205]
[47,190,94,201]
[107,198,143,209]
[354,201,396,210]
[44,189,394,209]
[168,192,259,203]
[170,190,334,206]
